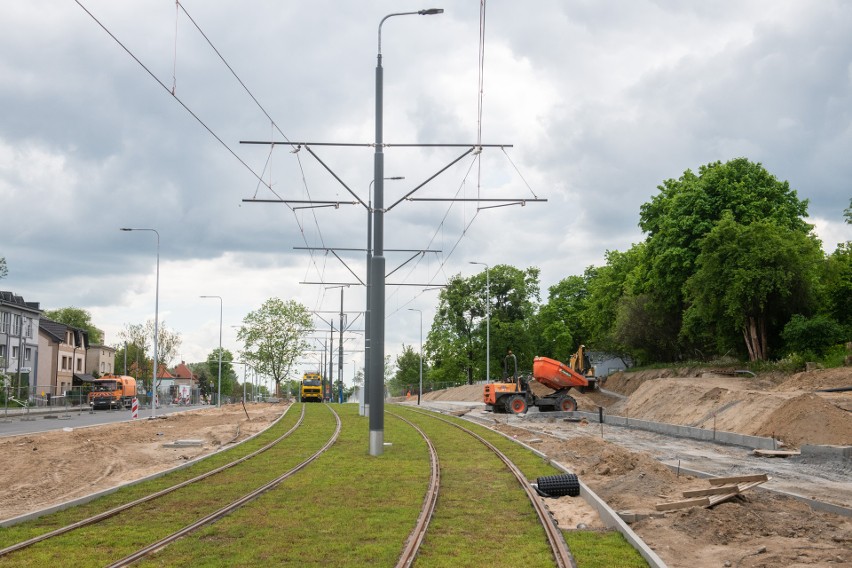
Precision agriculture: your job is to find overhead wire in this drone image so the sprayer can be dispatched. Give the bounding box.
[173,1,332,305]
[73,0,274,196]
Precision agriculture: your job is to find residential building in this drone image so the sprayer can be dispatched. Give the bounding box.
[38,318,89,397]
[0,291,41,398]
[86,344,116,376]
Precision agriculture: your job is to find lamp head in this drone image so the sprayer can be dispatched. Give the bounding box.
[419,8,444,15]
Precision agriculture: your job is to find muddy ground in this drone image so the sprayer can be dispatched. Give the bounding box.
[0,403,287,523]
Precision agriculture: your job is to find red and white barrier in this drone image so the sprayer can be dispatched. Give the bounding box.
[131,397,139,419]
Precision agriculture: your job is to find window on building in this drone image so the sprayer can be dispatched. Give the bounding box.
[25,347,31,361]
[12,346,19,359]
[62,356,69,370]
[0,311,9,333]
[76,358,82,372]
[0,344,5,358]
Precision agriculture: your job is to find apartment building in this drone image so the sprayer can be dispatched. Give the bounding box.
[0,291,41,395]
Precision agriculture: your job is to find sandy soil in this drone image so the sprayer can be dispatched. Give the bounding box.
[0,403,287,523]
[418,367,852,567]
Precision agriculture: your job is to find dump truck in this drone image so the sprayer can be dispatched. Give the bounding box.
[483,348,598,415]
[88,375,137,410]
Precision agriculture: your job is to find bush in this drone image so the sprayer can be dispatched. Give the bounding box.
[781,315,847,357]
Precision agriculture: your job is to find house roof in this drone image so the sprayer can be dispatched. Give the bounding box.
[157,364,175,379]
[173,361,197,381]
[0,291,41,314]
[39,318,67,343]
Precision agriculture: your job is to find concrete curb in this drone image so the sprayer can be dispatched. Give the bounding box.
[0,404,291,528]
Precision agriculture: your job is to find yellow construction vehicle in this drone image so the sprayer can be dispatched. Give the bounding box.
[300,372,323,402]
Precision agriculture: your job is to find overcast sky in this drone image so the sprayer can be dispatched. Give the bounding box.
[2,1,850,386]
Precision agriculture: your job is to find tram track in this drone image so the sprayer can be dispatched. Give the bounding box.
[108,405,341,567]
[394,406,577,568]
[0,404,341,567]
[0,405,305,559]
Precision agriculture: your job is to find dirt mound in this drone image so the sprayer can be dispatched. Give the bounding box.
[774,367,852,391]
[422,384,483,402]
[755,392,852,447]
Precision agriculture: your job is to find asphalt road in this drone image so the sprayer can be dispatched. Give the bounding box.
[0,403,207,438]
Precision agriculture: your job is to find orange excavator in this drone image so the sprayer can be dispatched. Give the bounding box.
[483,346,598,415]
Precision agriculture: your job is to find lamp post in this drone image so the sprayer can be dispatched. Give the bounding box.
[370,7,443,457]
[364,176,404,418]
[470,261,490,383]
[407,308,423,405]
[120,227,160,418]
[199,295,223,407]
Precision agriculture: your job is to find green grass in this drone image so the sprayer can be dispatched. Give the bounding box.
[564,531,649,568]
[0,404,655,567]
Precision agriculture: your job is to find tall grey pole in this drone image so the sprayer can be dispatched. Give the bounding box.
[338,286,344,404]
[121,227,160,418]
[470,262,490,383]
[371,7,443,457]
[200,296,223,407]
[363,187,372,417]
[408,308,422,405]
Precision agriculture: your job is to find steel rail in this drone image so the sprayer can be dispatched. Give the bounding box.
[387,411,441,568]
[108,405,342,567]
[402,407,577,568]
[0,405,304,558]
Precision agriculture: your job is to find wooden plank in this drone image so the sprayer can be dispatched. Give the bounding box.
[655,497,710,511]
[682,485,740,498]
[753,449,800,457]
[708,473,768,486]
[707,479,768,507]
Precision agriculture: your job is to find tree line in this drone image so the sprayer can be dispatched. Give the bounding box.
[391,158,852,393]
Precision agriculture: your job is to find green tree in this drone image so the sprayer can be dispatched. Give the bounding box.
[844,198,852,224]
[237,298,312,397]
[113,341,149,378]
[425,265,539,385]
[0,256,7,280]
[582,247,646,358]
[822,242,852,326]
[116,321,182,386]
[638,158,811,359]
[206,348,238,402]
[189,362,214,402]
[43,307,103,344]
[388,344,422,397]
[536,274,589,360]
[781,314,846,357]
[685,214,822,361]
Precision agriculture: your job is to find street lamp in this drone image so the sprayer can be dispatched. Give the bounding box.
[371,7,443,457]
[200,295,223,407]
[120,227,160,418]
[470,261,490,383]
[364,176,404,418]
[407,308,423,405]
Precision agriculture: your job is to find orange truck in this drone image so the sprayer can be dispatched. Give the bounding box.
[88,375,137,410]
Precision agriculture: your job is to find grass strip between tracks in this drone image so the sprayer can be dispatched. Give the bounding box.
[134,403,431,567]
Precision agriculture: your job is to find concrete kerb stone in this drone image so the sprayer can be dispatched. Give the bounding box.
[0,404,292,528]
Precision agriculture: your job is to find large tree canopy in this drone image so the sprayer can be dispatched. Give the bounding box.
[237,297,312,397]
[425,265,539,384]
[635,158,813,360]
[685,213,822,360]
[43,306,103,344]
[0,256,7,280]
